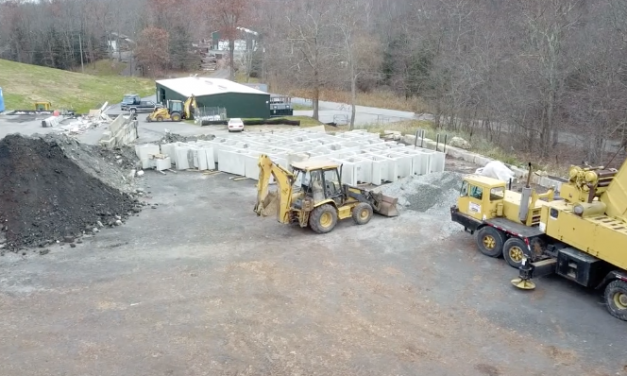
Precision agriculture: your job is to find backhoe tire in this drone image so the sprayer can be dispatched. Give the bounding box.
[171,112,182,122]
[475,226,505,258]
[503,237,527,269]
[604,280,627,321]
[309,204,338,234]
[156,116,164,122]
[352,203,373,225]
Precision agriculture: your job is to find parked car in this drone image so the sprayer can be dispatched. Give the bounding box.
[121,100,157,113]
[228,118,245,132]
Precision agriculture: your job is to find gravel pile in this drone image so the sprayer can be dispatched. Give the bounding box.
[0,133,143,252]
[159,132,215,144]
[377,171,463,213]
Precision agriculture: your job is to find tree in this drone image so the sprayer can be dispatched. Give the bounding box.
[204,0,252,80]
[280,0,338,120]
[135,26,170,77]
[333,0,381,129]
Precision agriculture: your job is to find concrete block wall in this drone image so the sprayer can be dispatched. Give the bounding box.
[147,129,445,185]
[100,115,137,149]
[401,134,565,191]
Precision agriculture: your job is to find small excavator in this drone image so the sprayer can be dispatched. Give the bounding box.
[253,155,399,234]
[147,95,196,122]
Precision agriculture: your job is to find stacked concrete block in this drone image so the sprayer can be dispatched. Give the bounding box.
[154,156,172,171]
[140,129,445,184]
[135,144,161,169]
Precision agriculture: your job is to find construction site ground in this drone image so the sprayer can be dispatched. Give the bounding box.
[0,156,625,376]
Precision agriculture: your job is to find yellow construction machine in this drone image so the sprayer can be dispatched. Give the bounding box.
[146,96,196,122]
[451,161,627,321]
[35,101,52,111]
[254,155,399,234]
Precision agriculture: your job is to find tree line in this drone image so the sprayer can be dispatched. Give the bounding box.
[1,0,627,164]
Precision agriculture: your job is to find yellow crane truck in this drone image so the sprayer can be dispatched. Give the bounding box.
[450,162,627,321]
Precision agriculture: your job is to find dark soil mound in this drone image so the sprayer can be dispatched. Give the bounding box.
[0,134,140,251]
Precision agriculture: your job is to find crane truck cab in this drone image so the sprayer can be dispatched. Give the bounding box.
[451,165,627,321]
[253,155,399,234]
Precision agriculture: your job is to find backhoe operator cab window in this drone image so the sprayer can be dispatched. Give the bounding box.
[323,169,341,199]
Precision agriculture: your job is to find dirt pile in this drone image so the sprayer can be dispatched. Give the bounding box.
[0,133,142,251]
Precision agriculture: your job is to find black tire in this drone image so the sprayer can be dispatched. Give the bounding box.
[503,237,527,269]
[604,280,627,321]
[475,226,505,258]
[156,116,164,122]
[171,112,182,122]
[352,203,373,225]
[309,204,338,234]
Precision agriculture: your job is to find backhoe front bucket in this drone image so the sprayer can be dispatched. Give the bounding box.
[371,192,400,217]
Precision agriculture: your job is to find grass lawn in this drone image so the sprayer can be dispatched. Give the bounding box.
[73,59,129,76]
[0,58,154,114]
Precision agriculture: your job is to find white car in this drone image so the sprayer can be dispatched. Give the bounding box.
[227,118,244,132]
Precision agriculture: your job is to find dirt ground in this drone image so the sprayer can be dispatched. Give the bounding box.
[0,159,625,376]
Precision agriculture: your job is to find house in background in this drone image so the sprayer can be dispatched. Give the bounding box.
[209,27,259,68]
[107,32,135,62]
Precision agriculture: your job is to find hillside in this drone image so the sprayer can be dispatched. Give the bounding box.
[0,59,154,114]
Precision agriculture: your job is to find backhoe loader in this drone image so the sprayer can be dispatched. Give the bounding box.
[147,95,196,122]
[254,155,399,234]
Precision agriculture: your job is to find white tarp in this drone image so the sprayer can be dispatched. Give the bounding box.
[475,161,515,183]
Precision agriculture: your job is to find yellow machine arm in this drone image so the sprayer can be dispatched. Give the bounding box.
[183,95,197,120]
[254,155,296,224]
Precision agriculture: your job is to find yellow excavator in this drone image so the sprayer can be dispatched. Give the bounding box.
[254,155,399,234]
[451,161,627,321]
[147,95,196,122]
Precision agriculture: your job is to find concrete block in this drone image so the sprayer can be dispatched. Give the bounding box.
[136,144,160,169]
[430,151,446,173]
[174,146,191,170]
[155,156,171,171]
[366,156,390,185]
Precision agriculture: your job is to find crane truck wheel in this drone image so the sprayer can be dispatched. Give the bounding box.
[503,237,527,269]
[475,226,505,258]
[309,204,338,234]
[352,203,373,225]
[604,280,627,321]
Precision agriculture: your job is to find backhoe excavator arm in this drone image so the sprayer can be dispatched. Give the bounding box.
[183,95,196,120]
[254,155,296,224]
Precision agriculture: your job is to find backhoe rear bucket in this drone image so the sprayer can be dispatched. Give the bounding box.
[371,192,400,217]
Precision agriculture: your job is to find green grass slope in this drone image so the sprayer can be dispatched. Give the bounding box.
[0,59,154,114]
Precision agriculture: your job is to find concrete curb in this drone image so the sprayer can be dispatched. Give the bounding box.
[401,134,566,192]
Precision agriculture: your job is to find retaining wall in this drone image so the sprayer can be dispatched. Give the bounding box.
[100,115,137,149]
[402,134,566,192]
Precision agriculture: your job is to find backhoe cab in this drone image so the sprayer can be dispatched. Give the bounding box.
[147,96,196,122]
[254,155,399,234]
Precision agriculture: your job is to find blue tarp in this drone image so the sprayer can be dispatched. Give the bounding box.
[0,87,5,113]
